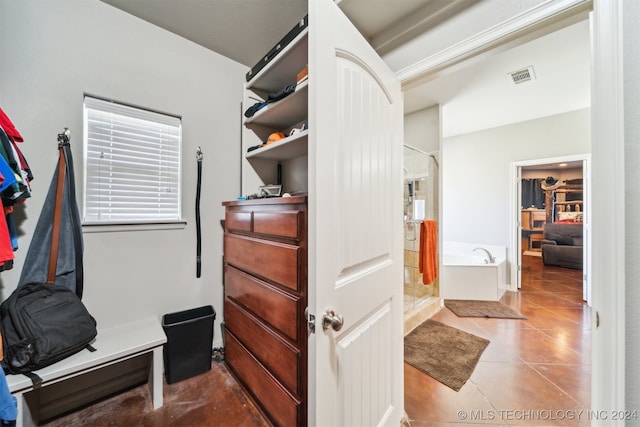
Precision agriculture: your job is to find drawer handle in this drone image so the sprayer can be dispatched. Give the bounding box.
[322,310,344,332]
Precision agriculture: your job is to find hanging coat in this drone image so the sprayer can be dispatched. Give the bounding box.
[18,132,84,299]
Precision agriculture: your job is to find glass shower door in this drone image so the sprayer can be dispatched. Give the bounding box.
[403,145,438,311]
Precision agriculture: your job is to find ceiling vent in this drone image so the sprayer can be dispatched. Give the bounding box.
[509,66,535,85]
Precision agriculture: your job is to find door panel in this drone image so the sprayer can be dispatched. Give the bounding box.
[335,54,395,277]
[338,302,393,426]
[309,0,403,425]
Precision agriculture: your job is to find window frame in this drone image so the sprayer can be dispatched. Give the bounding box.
[82,95,183,228]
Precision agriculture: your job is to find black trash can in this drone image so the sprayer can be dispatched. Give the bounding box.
[162,305,216,384]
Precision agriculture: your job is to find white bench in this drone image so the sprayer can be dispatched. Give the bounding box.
[6,316,167,427]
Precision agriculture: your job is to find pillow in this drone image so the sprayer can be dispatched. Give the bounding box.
[558,212,579,221]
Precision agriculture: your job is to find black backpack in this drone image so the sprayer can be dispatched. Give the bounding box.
[0,282,97,381]
[0,131,96,385]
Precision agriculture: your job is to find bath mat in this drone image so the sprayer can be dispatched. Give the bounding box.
[444,299,527,319]
[404,319,489,391]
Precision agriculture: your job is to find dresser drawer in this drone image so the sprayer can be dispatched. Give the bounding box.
[225,210,252,233]
[224,234,300,291]
[225,332,301,427]
[253,210,302,240]
[225,300,300,395]
[225,265,299,342]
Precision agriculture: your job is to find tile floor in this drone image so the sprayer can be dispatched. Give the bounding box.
[404,254,591,426]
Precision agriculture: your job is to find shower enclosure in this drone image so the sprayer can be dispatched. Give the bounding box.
[403,144,439,313]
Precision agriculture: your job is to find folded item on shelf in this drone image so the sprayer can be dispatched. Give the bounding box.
[244,83,297,118]
[288,121,307,136]
[244,102,269,118]
[268,84,297,102]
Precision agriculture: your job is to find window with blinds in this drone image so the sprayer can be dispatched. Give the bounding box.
[83,96,182,224]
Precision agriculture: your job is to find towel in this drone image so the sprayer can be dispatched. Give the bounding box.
[419,220,438,285]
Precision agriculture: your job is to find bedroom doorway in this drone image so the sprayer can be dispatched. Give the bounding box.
[512,154,591,305]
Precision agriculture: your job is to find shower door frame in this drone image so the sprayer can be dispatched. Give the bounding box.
[403,144,439,307]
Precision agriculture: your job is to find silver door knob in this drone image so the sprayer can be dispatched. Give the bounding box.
[322,310,344,331]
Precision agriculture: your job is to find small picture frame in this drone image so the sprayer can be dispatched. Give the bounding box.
[259,185,282,197]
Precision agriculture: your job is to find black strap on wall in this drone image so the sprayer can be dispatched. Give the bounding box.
[196,147,203,278]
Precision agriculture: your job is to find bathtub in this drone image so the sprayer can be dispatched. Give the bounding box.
[440,242,507,301]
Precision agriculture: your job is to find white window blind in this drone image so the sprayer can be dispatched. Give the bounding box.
[83,96,182,224]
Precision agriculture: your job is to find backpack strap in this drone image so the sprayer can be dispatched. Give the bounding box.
[24,371,43,388]
[46,130,84,299]
[19,344,96,387]
[46,139,67,284]
[62,135,84,299]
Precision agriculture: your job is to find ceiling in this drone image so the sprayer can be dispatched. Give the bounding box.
[100,0,476,68]
[100,0,590,138]
[408,18,591,137]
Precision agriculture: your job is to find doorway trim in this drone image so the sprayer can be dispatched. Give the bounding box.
[397,0,591,88]
[397,0,625,417]
[510,154,591,304]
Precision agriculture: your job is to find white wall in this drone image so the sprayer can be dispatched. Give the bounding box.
[0,1,246,342]
[404,105,439,153]
[442,108,590,247]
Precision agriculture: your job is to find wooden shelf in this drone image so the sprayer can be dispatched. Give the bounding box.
[521,209,546,252]
[521,209,546,230]
[246,29,309,94]
[245,81,308,128]
[554,200,584,205]
[246,129,308,160]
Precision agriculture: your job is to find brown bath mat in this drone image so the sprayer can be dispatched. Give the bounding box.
[404,319,489,391]
[444,299,527,319]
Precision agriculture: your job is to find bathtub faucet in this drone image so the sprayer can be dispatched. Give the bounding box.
[473,247,496,264]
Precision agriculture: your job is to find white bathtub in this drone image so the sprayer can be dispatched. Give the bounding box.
[440,242,507,301]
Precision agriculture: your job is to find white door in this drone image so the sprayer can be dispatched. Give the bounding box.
[581,158,591,304]
[515,166,523,289]
[308,0,404,426]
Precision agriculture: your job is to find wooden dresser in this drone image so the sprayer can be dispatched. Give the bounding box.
[222,196,308,426]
